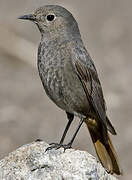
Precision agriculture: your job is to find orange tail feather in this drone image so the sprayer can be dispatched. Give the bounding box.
[85,119,122,175]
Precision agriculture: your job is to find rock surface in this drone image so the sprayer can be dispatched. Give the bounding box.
[0,141,117,180]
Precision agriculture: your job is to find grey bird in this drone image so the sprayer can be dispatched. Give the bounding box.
[19,5,121,175]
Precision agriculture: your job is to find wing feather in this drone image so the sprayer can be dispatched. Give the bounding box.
[75,60,107,127]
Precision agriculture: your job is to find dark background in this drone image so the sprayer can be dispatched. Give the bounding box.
[0,0,132,179]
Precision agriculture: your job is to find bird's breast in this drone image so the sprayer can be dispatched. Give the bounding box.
[38,45,67,109]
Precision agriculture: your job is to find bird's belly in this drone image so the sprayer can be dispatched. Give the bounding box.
[38,61,90,116]
[62,75,90,116]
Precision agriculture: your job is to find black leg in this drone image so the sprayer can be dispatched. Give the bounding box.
[45,112,74,151]
[62,118,84,151]
[59,112,74,144]
[46,118,84,152]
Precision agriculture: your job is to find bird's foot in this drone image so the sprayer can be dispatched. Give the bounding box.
[45,142,72,152]
[62,143,72,152]
[45,143,62,152]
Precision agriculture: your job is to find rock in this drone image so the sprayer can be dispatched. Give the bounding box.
[0,141,118,180]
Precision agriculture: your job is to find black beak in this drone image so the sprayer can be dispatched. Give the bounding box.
[18,14,36,21]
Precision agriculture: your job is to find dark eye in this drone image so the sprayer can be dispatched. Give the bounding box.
[46,14,55,21]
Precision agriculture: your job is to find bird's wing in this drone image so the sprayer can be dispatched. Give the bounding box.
[73,49,120,174]
[74,56,107,127]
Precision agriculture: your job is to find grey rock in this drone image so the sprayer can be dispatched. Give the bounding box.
[0,141,117,180]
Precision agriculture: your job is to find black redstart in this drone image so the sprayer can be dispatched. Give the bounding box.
[19,5,121,175]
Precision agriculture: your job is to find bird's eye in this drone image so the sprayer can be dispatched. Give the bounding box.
[46,14,55,21]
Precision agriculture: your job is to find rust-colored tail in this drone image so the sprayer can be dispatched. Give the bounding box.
[85,118,122,175]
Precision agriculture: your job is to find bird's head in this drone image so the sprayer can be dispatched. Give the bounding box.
[19,5,80,39]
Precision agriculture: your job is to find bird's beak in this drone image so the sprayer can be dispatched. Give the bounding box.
[18,14,36,21]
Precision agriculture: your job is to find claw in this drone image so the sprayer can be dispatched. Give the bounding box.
[45,142,72,152]
[45,143,62,152]
[63,143,72,152]
[45,146,55,152]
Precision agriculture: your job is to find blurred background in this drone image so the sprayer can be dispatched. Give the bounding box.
[0,0,131,179]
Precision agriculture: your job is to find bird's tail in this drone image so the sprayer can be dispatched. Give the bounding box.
[85,118,122,175]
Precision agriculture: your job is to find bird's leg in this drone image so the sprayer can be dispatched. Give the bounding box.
[60,112,74,144]
[45,112,74,151]
[61,118,84,151]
